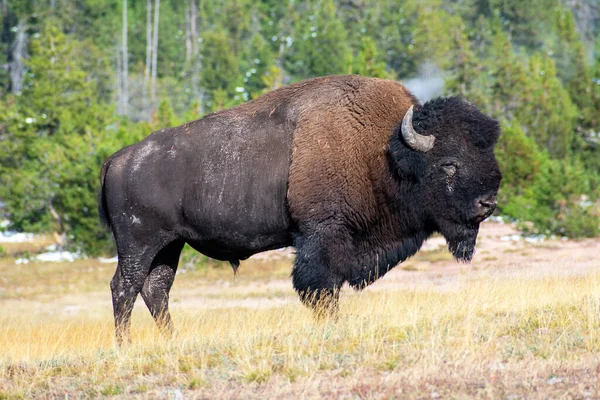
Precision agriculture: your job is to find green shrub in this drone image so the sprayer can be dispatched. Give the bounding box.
[527,158,599,237]
[496,120,600,238]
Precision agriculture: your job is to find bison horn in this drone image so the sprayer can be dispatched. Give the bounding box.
[401,105,435,152]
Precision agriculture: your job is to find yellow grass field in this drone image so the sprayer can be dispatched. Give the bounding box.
[2,221,600,398]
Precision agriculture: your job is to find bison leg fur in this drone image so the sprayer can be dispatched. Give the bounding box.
[140,266,176,337]
[110,259,148,346]
[110,239,169,346]
[292,241,344,319]
[140,240,184,338]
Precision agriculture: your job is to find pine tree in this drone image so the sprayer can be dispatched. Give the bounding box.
[488,0,558,49]
[0,21,115,254]
[444,14,489,107]
[241,32,276,97]
[200,29,241,106]
[519,53,578,158]
[350,36,389,78]
[285,0,351,78]
[368,0,420,78]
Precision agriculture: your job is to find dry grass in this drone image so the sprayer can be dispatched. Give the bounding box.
[2,259,600,398]
[2,224,600,398]
[0,256,292,301]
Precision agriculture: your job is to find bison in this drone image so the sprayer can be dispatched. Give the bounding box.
[100,75,501,344]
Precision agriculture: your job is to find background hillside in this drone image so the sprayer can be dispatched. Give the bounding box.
[0,0,599,255]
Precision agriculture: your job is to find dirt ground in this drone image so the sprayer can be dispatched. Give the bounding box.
[377,220,600,289]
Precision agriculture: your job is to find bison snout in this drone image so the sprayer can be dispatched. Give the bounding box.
[473,195,497,222]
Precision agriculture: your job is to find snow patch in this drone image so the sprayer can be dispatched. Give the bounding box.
[524,235,547,244]
[35,251,79,262]
[15,243,82,263]
[0,231,36,243]
[501,234,523,242]
[501,234,549,243]
[487,215,507,224]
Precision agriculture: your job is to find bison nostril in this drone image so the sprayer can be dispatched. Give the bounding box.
[479,199,495,209]
[476,196,497,219]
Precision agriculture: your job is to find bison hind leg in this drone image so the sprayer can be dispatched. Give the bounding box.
[111,254,151,346]
[140,239,185,338]
[111,237,183,346]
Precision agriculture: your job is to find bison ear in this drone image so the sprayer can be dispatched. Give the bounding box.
[388,124,427,182]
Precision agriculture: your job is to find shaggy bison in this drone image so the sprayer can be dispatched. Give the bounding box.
[100,75,501,344]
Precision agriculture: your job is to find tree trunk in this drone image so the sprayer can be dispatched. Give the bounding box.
[185,0,191,63]
[277,0,295,70]
[144,0,152,86]
[116,47,122,114]
[191,0,201,106]
[121,0,128,115]
[48,203,65,250]
[190,0,197,56]
[9,20,27,94]
[151,0,160,101]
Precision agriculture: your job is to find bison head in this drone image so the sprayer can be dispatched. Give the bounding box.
[389,96,502,262]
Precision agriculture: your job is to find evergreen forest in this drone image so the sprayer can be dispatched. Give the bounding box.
[0,0,599,255]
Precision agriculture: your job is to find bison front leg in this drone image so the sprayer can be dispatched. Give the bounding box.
[292,235,346,319]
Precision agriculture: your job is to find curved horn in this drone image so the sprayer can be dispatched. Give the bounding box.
[401,106,435,152]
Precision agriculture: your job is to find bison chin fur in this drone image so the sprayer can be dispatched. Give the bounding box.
[440,222,479,262]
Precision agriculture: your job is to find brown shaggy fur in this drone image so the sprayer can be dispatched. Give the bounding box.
[289,76,415,222]
[287,76,417,278]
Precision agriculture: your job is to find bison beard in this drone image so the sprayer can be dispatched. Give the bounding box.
[443,225,479,262]
[100,75,501,344]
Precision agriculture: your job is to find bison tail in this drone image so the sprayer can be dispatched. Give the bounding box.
[98,158,112,229]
